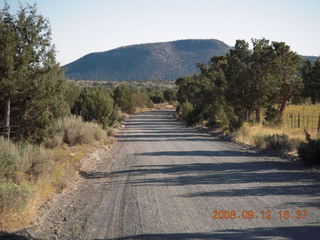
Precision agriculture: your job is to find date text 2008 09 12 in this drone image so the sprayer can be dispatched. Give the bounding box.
[210,210,308,220]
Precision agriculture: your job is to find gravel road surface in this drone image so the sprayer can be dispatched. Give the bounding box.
[27,110,320,240]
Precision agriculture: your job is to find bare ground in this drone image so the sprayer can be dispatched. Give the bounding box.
[8,109,320,240]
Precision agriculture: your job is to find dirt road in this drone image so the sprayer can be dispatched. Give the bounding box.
[29,110,320,240]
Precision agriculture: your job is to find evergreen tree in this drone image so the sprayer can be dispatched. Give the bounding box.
[163,88,177,103]
[113,85,136,113]
[73,88,118,128]
[302,58,320,104]
[224,40,252,122]
[268,41,301,120]
[0,4,17,139]
[175,38,304,129]
[0,4,68,143]
[249,38,275,122]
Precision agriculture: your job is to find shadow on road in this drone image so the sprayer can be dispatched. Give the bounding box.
[137,150,260,157]
[79,170,110,179]
[101,159,320,202]
[95,225,320,240]
[180,184,320,198]
[109,110,320,201]
[0,232,38,240]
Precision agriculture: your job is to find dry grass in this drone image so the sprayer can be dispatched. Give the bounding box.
[44,116,107,148]
[0,142,93,231]
[0,137,54,183]
[0,137,54,231]
[0,116,113,231]
[233,123,303,153]
[234,104,320,153]
[135,103,175,112]
[106,127,118,137]
[283,104,320,134]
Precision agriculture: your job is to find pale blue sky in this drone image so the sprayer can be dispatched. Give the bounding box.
[4,0,320,65]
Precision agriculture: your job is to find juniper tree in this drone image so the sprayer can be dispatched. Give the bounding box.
[73,87,118,128]
[0,4,68,143]
[268,41,301,120]
[302,58,320,104]
[0,4,17,139]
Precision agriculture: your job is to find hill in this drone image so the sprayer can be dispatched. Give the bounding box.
[63,39,318,81]
[302,55,319,63]
[63,39,231,81]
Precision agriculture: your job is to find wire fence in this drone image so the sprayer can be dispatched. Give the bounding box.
[283,112,320,133]
[0,125,19,138]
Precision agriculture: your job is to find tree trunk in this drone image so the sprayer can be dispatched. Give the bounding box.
[255,107,261,123]
[278,94,289,121]
[277,76,291,121]
[5,99,10,140]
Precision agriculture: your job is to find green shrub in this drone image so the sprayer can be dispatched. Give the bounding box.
[264,105,282,125]
[62,116,107,146]
[0,137,22,182]
[43,133,64,149]
[253,133,267,148]
[163,88,177,103]
[18,144,54,178]
[73,87,118,127]
[113,85,136,113]
[185,107,202,125]
[0,182,32,212]
[91,123,108,140]
[298,133,320,165]
[122,101,136,114]
[45,116,107,147]
[265,134,297,151]
[106,127,117,137]
[0,149,17,179]
[0,137,54,181]
[62,117,92,146]
[132,89,154,109]
[208,105,229,129]
[149,89,165,104]
[63,121,94,146]
[179,101,193,120]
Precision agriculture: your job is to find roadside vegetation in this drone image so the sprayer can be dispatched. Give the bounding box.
[0,4,176,231]
[176,39,320,164]
[0,117,105,230]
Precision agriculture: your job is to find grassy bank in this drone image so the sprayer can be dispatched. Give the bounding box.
[233,104,320,153]
[0,116,113,231]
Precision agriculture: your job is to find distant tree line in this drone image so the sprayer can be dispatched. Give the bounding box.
[176,39,320,130]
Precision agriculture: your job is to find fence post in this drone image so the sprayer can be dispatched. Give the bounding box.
[5,99,10,140]
[307,115,309,130]
[318,114,320,133]
[298,112,300,128]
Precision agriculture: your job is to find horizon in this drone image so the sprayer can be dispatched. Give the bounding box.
[4,0,320,65]
[63,38,317,65]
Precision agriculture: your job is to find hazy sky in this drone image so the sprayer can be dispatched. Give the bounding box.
[4,0,320,65]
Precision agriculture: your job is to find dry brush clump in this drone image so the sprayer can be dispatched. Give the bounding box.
[0,182,32,213]
[0,116,111,230]
[233,123,301,152]
[233,103,320,154]
[0,137,54,183]
[44,115,108,148]
[0,137,53,215]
